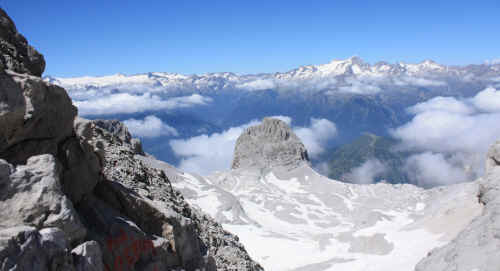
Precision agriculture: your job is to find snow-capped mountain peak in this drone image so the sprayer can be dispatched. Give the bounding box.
[46,57,500,96]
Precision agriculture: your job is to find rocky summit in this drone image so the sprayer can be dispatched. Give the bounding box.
[0,8,262,271]
[231,118,309,170]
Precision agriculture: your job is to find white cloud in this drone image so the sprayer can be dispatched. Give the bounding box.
[342,159,387,184]
[403,152,469,187]
[471,87,500,112]
[170,117,337,175]
[74,93,212,116]
[338,79,381,95]
[123,115,178,138]
[294,118,337,158]
[393,76,447,87]
[391,87,500,186]
[408,96,474,115]
[169,120,259,175]
[236,79,276,91]
[236,77,338,93]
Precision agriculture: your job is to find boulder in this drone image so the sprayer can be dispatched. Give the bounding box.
[0,71,77,165]
[0,155,86,243]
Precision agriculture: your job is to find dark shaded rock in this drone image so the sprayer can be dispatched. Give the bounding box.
[0,8,45,76]
[0,226,75,271]
[71,241,104,271]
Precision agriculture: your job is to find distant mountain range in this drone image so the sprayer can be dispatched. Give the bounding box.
[46,57,500,94]
[45,57,500,182]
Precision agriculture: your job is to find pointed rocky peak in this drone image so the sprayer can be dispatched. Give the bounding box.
[0,8,45,76]
[231,117,309,170]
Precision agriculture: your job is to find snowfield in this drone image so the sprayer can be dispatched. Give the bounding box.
[138,156,482,271]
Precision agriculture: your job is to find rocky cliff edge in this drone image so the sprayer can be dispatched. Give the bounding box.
[0,8,262,271]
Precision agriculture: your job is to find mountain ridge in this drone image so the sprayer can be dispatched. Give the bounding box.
[45,57,500,95]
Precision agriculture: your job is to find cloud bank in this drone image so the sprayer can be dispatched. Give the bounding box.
[123,115,178,138]
[294,118,337,157]
[342,159,387,184]
[235,73,447,95]
[391,87,500,186]
[74,93,212,116]
[170,117,337,175]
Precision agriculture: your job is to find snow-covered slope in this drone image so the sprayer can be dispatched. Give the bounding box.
[137,118,484,271]
[139,156,482,271]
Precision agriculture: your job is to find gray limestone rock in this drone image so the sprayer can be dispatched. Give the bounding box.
[58,118,103,203]
[232,118,309,170]
[94,119,144,155]
[0,155,86,244]
[0,71,77,165]
[0,8,45,76]
[94,119,132,144]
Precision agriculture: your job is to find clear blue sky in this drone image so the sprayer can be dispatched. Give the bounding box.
[2,0,499,77]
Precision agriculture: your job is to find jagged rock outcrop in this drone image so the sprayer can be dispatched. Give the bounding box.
[0,7,262,271]
[415,141,500,271]
[84,119,262,271]
[92,119,144,155]
[231,118,309,170]
[0,9,45,76]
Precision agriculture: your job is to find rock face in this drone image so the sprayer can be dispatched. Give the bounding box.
[0,226,77,271]
[415,141,500,271]
[231,118,309,170]
[0,71,77,165]
[0,8,45,76]
[83,119,261,271]
[0,7,262,271]
[0,155,86,243]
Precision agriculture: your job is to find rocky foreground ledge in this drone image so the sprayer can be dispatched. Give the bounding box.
[0,8,262,271]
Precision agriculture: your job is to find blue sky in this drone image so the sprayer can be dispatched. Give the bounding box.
[3,0,499,77]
